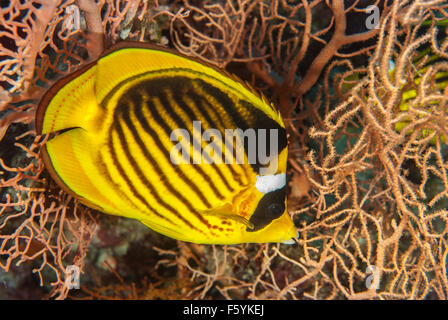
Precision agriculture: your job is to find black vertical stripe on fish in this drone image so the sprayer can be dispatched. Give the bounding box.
[114,95,213,232]
[195,79,287,174]
[435,75,448,84]
[194,79,253,135]
[121,97,215,210]
[130,88,227,203]
[113,106,205,233]
[181,90,241,191]
[193,80,257,152]
[97,151,144,213]
[239,100,288,152]
[132,80,231,200]
[162,87,247,195]
[171,83,239,192]
[107,126,178,228]
[421,57,447,69]
[105,71,287,176]
[157,89,214,161]
[187,83,248,186]
[181,93,240,192]
[191,79,256,172]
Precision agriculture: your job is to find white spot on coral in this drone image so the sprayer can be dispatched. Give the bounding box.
[255,173,286,194]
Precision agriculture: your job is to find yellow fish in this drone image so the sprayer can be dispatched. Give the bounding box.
[394,50,448,142]
[36,42,298,245]
[342,31,448,143]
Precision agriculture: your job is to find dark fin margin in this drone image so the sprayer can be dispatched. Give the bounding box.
[35,60,97,135]
[40,141,104,212]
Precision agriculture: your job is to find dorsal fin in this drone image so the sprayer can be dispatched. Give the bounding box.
[36,41,284,136]
[35,61,97,135]
[95,41,282,123]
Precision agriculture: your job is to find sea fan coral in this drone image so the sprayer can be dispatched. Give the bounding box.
[1,0,447,299]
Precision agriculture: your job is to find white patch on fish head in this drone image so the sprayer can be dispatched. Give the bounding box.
[255,173,286,194]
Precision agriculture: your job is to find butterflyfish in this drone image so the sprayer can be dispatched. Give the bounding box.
[36,42,298,244]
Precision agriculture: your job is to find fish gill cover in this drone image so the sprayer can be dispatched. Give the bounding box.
[0,0,447,299]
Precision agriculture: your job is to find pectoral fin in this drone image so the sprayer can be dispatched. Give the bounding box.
[199,203,254,230]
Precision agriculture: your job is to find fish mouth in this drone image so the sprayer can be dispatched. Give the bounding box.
[281,239,295,245]
[280,231,299,245]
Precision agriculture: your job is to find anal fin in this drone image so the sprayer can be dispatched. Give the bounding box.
[43,128,116,213]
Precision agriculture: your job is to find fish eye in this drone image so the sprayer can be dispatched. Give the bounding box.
[247,187,286,232]
[267,202,284,219]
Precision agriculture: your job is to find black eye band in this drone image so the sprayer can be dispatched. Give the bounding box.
[247,187,286,232]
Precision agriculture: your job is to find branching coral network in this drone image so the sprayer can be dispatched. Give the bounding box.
[0,0,447,299]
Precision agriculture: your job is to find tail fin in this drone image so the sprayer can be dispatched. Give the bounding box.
[35,61,98,135]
